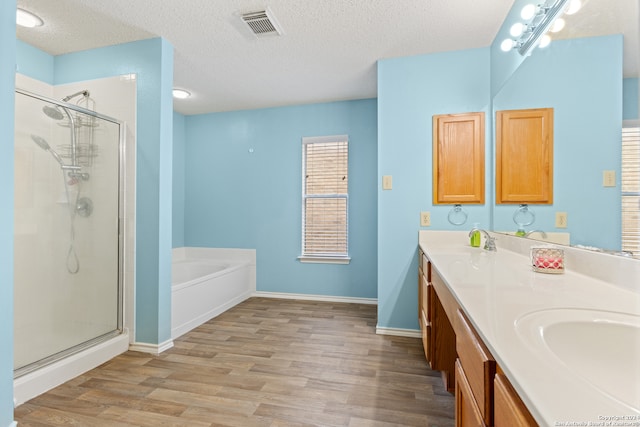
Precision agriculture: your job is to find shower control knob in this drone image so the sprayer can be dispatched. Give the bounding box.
[76,197,93,218]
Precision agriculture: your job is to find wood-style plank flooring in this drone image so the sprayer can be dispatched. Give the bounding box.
[14,298,454,426]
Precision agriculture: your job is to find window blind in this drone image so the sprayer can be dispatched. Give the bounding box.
[622,127,640,258]
[302,136,349,259]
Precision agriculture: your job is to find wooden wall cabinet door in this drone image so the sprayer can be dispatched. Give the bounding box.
[433,112,485,205]
[496,108,553,204]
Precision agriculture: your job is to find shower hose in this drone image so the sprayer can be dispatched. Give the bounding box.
[62,170,80,274]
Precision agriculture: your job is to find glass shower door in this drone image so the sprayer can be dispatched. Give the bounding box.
[13,90,123,376]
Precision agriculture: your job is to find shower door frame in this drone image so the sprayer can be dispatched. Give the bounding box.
[14,88,126,378]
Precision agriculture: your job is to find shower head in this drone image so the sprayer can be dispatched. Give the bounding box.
[31,134,50,150]
[42,104,65,121]
[31,135,65,166]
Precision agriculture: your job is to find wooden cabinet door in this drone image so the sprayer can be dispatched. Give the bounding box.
[496,108,553,204]
[433,112,485,204]
[455,360,486,427]
[494,373,538,427]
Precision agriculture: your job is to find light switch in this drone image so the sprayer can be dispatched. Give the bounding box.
[603,170,616,187]
[555,212,568,228]
[382,175,392,190]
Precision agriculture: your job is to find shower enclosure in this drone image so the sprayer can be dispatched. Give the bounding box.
[13,89,124,378]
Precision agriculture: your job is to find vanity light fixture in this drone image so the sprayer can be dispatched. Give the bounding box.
[550,18,566,32]
[172,89,191,99]
[16,8,43,28]
[500,0,571,57]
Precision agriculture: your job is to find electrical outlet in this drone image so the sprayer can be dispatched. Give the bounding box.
[420,211,431,227]
[603,170,616,187]
[555,212,568,228]
[382,175,392,190]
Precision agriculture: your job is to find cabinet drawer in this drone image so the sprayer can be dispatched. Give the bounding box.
[494,373,538,427]
[422,254,431,282]
[456,309,496,426]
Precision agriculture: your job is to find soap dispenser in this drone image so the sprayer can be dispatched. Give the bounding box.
[515,228,526,237]
[469,223,481,247]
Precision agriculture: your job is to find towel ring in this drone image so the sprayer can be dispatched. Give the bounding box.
[513,204,535,227]
[447,204,468,226]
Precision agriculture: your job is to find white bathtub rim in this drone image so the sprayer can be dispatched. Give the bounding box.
[173,247,256,265]
[172,259,251,292]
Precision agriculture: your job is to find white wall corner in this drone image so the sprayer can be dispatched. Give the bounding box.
[375,326,421,338]
[128,339,173,356]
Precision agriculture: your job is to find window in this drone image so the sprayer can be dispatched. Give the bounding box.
[300,135,350,264]
[622,126,640,258]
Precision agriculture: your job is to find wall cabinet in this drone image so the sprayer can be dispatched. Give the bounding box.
[432,112,485,205]
[419,251,539,427]
[495,108,553,204]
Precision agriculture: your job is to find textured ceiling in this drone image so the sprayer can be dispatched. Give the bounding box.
[15,0,638,115]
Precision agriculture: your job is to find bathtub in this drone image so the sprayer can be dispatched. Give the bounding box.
[171,248,256,339]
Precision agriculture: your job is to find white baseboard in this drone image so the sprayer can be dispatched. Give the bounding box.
[375,326,421,338]
[7,422,17,427]
[252,291,377,305]
[128,338,174,355]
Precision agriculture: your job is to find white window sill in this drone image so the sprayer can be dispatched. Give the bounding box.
[298,255,351,265]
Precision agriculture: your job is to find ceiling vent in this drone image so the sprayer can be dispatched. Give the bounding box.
[241,9,283,37]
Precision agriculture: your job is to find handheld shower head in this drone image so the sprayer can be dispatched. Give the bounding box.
[31,134,65,166]
[31,134,50,150]
[42,104,65,121]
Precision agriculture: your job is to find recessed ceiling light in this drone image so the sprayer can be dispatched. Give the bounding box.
[172,89,191,99]
[16,8,43,28]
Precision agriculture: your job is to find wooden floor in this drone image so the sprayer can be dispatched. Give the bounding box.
[14,298,455,427]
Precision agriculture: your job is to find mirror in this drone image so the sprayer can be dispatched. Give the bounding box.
[491,0,639,253]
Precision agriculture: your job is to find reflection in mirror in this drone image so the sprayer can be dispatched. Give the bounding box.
[491,0,639,257]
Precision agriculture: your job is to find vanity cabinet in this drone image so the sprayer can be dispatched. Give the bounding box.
[422,260,458,392]
[456,309,496,426]
[494,372,538,427]
[432,112,485,205]
[419,249,539,427]
[495,108,553,204]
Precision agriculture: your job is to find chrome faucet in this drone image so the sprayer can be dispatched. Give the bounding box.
[524,229,548,238]
[479,229,497,252]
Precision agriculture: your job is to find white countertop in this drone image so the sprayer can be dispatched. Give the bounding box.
[418,230,640,427]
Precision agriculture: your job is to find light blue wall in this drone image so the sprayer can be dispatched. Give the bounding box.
[173,112,186,248]
[377,48,491,330]
[52,38,174,344]
[493,35,623,250]
[184,99,378,298]
[15,39,53,84]
[0,3,16,425]
[623,77,639,121]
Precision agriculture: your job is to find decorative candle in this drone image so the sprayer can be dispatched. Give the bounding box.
[530,247,565,274]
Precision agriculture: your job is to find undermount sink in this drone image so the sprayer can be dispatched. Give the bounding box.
[515,308,640,410]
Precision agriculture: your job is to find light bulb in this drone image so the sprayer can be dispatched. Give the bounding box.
[550,18,566,33]
[172,89,191,99]
[16,8,43,28]
[510,23,525,37]
[565,0,582,15]
[538,34,551,48]
[501,39,515,52]
[521,4,536,20]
